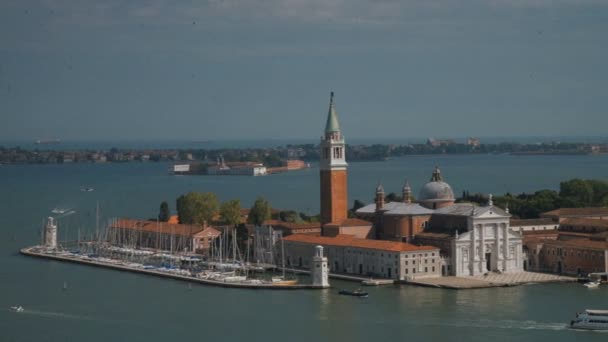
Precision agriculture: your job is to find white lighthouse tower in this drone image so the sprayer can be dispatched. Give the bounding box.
[44,216,57,249]
[312,245,330,288]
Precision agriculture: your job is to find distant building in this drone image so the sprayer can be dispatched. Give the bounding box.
[541,207,608,223]
[207,156,267,176]
[109,219,220,255]
[262,220,321,236]
[510,218,558,233]
[466,137,480,147]
[427,137,455,147]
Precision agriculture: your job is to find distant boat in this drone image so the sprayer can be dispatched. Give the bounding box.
[10,306,24,312]
[51,207,72,214]
[80,187,94,192]
[62,281,68,291]
[339,289,369,298]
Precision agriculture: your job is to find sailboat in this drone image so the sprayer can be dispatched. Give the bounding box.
[271,239,298,285]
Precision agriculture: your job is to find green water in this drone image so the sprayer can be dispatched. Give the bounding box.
[1,154,608,341]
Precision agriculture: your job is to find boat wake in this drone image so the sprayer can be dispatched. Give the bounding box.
[412,318,569,331]
[6,308,92,321]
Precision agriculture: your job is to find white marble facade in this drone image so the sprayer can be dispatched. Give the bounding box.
[452,208,523,276]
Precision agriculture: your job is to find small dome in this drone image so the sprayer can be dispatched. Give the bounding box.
[418,181,454,202]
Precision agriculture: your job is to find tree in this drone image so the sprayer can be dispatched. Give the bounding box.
[352,199,366,211]
[560,179,594,207]
[220,199,241,226]
[158,201,170,222]
[385,192,401,202]
[248,197,272,226]
[279,210,300,223]
[176,192,219,225]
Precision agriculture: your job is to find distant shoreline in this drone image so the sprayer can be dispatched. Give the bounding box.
[1,141,606,165]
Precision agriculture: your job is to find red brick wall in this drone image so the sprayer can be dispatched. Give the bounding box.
[381,215,430,241]
[537,244,607,275]
[320,169,348,227]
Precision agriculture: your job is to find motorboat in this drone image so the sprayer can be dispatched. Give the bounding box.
[10,306,24,312]
[339,289,369,298]
[362,278,380,286]
[571,310,608,330]
[271,276,298,286]
[583,281,600,288]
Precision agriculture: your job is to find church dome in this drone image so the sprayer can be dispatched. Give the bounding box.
[418,181,454,202]
[418,167,455,209]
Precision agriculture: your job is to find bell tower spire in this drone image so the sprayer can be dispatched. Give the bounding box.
[320,91,348,228]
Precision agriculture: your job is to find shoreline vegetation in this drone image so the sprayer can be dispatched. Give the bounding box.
[165,179,608,231]
[0,140,606,165]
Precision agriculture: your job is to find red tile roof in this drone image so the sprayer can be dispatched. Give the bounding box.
[337,218,373,226]
[542,207,608,217]
[544,238,608,250]
[510,218,556,226]
[561,218,608,229]
[111,218,206,237]
[283,234,437,252]
[193,227,221,238]
[263,220,321,230]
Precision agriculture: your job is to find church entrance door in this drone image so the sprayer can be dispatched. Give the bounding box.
[485,253,492,272]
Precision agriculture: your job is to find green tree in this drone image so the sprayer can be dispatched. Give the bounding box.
[158,201,170,222]
[247,197,272,226]
[176,192,219,225]
[279,210,300,223]
[352,199,366,211]
[560,179,594,207]
[588,180,608,206]
[220,199,242,226]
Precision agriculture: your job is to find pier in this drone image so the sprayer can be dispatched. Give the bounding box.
[20,246,328,290]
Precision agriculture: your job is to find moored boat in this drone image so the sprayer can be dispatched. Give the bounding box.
[571,310,608,330]
[339,289,369,298]
[583,281,600,288]
[362,278,380,286]
[10,306,24,312]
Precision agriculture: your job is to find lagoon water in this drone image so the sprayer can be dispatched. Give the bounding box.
[2,154,608,341]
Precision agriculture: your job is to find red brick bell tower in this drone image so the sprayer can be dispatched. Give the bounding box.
[320,92,348,230]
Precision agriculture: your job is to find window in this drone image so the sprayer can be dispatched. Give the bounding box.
[413,268,416,274]
[424,267,428,273]
[405,269,408,274]
[432,266,435,272]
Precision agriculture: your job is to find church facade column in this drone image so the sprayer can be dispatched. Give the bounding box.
[479,224,485,274]
[503,224,509,271]
[470,224,476,276]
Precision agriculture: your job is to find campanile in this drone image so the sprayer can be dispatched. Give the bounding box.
[320,92,348,227]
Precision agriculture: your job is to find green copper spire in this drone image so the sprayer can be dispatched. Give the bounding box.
[325,91,340,133]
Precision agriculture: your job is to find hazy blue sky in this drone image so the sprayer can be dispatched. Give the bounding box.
[1,0,607,141]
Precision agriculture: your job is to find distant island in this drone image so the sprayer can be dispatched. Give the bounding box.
[0,138,606,165]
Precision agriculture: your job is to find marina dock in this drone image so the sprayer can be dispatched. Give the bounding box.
[20,246,328,290]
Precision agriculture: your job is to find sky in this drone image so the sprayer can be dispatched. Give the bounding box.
[0,0,607,142]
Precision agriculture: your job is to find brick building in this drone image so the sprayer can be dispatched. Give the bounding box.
[524,217,608,276]
[282,234,441,280]
[109,219,220,254]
